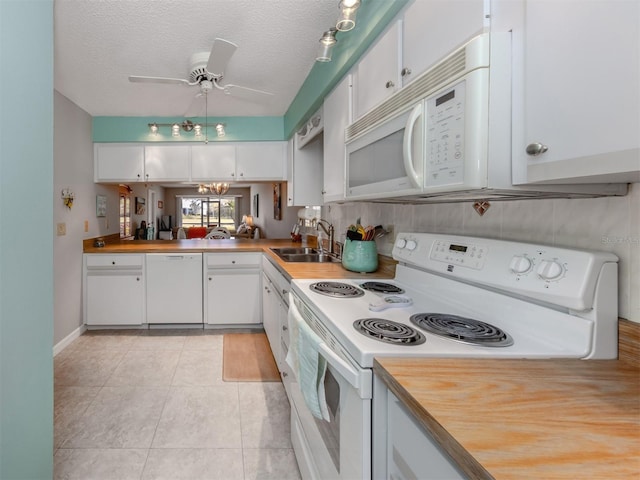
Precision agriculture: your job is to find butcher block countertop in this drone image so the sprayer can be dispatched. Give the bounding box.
[83,237,397,280]
[374,323,640,480]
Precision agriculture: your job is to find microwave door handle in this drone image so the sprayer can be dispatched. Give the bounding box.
[402,102,423,189]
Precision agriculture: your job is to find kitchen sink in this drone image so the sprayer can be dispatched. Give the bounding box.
[271,247,319,255]
[270,248,340,263]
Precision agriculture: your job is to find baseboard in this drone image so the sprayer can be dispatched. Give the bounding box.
[53,324,87,356]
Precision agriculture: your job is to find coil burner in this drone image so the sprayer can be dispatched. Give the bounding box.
[310,282,364,298]
[354,318,426,345]
[411,313,514,347]
[359,281,405,294]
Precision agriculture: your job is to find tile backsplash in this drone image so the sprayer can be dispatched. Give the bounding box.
[324,183,639,322]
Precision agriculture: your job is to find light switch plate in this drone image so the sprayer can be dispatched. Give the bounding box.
[56,223,66,236]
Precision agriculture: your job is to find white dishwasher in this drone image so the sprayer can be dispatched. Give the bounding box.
[146,253,203,324]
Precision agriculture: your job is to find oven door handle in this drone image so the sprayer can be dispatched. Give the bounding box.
[318,343,372,399]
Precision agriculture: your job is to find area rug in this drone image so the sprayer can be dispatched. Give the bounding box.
[222,333,280,382]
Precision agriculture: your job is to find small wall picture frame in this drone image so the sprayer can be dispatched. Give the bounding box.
[157,200,164,209]
[253,193,259,218]
[96,195,107,217]
[135,197,146,215]
[273,183,282,220]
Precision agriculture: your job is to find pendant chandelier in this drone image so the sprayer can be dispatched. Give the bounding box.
[197,182,230,196]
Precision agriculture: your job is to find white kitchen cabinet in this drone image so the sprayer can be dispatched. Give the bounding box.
[353,20,402,120]
[322,74,351,203]
[511,0,640,184]
[146,253,203,324]
[190,144,236,181]
[144,145,190,181]
[236,142,286,180]
[402,0,487,87]
[262,272,280,362]
[262,256,291,378]
[94,144,145,182]
[83,254,145,326]
[287,135,323,206]
[204,253,262,326]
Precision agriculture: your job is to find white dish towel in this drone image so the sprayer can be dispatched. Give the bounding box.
[286,297,330,421]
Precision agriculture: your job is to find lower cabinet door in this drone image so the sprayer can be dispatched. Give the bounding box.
[206,270,261,325]
[86,273,144,325]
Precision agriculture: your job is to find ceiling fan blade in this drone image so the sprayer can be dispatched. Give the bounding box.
[222,84,274,102]
[206,38,238,76]
[128,75,189,85]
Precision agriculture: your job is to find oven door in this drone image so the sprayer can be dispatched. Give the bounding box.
[288,299,372,480]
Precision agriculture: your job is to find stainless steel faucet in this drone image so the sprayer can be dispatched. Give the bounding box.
[316,219,334,255]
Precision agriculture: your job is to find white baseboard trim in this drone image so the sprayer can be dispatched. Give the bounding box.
[53,324,87,356]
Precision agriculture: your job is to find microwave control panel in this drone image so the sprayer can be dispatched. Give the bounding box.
[425,81,465,187]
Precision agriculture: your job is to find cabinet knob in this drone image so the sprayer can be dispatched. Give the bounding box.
[231,260,236,264]
[282,372,288,378]
[208,277,212,281]
[239,172,244,177]
[231,172,235,177]
[321,190,326,195]
[136,277,140,281]
[401,67,412,77]
[112,261,116,265]
[385,80,395,89]
[282,325,288,331]
[137,174,141,179]
[525,142,549,156]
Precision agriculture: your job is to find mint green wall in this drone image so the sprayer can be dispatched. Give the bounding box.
[93,116,284,142]
[0,1,54,479]
[92,0,409,143]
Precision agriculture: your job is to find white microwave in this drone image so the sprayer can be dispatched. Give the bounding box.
[345,33,501,201]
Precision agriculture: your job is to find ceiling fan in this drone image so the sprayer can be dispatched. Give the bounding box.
[128,38,274,107]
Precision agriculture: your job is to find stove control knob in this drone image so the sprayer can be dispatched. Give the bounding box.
[405,240,417,251]
[509,255,533,274]
[536,260,564,281]
[395,238,407,249]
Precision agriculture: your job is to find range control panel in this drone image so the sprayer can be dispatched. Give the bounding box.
[393,233,618,311]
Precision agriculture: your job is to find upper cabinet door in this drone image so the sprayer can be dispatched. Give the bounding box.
[512,0,640,184]
[94,144,145,182]
[354,20,402,120]
[323,74,352,203]
[402,0,487,87]
[236,142,286,180]
[191,144,236,181]
[144,145,190,181]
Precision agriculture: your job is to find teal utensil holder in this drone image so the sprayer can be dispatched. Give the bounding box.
[342,239,378,273]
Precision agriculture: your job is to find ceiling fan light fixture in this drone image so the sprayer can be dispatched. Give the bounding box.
[316,28,338,62]
[337,0,360,31]
[172,123,181,137]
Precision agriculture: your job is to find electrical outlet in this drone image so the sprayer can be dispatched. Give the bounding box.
[56,223,66,236]
[385,224,394,240]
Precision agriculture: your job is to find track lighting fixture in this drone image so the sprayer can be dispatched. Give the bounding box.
[148,121,227,139]
[316,28,338,62]
[336,0,360,31]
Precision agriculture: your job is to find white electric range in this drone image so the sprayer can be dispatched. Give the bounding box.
[286,233,619,480]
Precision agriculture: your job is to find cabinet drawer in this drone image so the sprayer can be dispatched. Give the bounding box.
[205,252,261,268]
[85,254,144,268]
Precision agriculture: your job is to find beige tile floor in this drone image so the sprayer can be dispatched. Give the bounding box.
[54,329,301,480]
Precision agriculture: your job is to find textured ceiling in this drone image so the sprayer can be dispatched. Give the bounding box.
[54,0,339,117]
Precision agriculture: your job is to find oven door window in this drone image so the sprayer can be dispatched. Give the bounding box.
[314,367,341,471]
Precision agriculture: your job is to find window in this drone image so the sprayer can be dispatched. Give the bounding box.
[178,196,237,233]
[119,187,132,238]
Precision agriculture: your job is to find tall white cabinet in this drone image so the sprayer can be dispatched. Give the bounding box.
[323,74,352,203]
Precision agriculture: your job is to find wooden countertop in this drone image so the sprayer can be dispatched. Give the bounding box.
[374,341,640,479]
[83,237,397,280]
